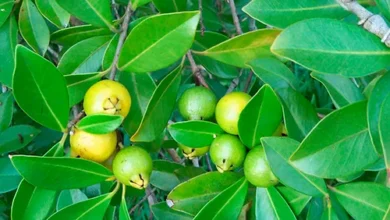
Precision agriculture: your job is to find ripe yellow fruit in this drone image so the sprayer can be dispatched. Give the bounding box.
[178,144,209,159]
[70,128,117,163]
[215,92,251,135]
[83,80,131,117]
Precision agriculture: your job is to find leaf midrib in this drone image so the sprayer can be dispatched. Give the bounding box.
[212,180,246,218]
[332,187,387,212]
[274,47,390,56]
[252,3,340,13]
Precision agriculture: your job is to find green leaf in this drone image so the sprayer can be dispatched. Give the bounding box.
[378,94,390,173]
[290,101,379,178]
[118,12,200,73]
[13,46,69,132]
[194,177,248,220]
[57,189,88,211]
[278,87,319,141]
[131,0,151,10]
[152,202,193,220]
[11,155,113,189]
[55,0,115,29]
[19,0,50,55]
[119,195,131,220]
[262,137,328,197]
[152,0,187,13]
[0,125,41,154]
[271,18,390,77]
[330,182,390,219]
[238,85,282,148]
[58,36,112,75]
[76,114,123,134]
[194,29,280,68]
[0,0,14,27]
[0,157,22,193]
[150,160,183,191]
[0,91,13,131]
[48,193,112,220]
[248,57,300,91]
[243,0,348,29]
[255,186,296,220]
[65,73,102,107]
[36,0,70,28]
[277,186,311,216]
[167,172,241,215]
[306,197,325,220]
[0,16,17,87]
[168,121,224,148]
[312,72,365,108]
[376,0,390,21]
[131,64,182,142]
[174,166,206,182]
[120,73,156,136]
[102,34,119,70]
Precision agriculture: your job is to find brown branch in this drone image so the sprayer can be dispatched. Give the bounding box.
[109,1,133,80]
[243,71,253,93]
[128,187,158,214]
[111,0,121,20]
[226,69,243,94]
[192,158,200,167]
[198,0,205,35]
[227,0,243,35]
[67,108,85,130]
[186,51,209,89]
[167,149,181,163]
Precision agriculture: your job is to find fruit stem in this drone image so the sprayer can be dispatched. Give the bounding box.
[59,132,68,147]
[108,181,121,198]
[121,183,126,200]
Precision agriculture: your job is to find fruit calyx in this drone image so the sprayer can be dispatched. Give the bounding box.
[103,96,122,114]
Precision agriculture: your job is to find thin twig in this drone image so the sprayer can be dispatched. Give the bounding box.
[227,0,243,35]
[198,0,205,35]
[109,1,133,80]
[146,186,157,213]
[67,109,85,130]
[111,0,121,20]
[129,187,158,214]
[249,18,257,31]
[192,158,200,167]
[226,69,244,94]
[167,149,181,163]
[243,71,253,93]
[186,51,209,88]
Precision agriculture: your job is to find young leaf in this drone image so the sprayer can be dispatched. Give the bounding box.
[271,18,390,77]
[152,0,187,12]
[167,172,241,215]
[312,72,365,108]
[168,121,224,148]
[194,178,248,220]
[0,16,17,87]
[152,202,193,220]
[255,187,296,220]
[118,12,200,73]
[76,114,123,134]
[150,160,183,191]
[277,186,311,216]
[290,101,379,178]
[0,0,13,27]
[48,193,112,220]
[0,91,13,131]
[65,73,102,107]
[0,157,22,193]
[19,0,50,55]
[0,125,41,154]
[243,0,347,29]
[10,156,113,189]
[57,189,88,211]
[13,46,69,131]
[238,85,282,148]
[131,64,182,142]
[330,182,390,219]
[262,137,328,197]
[36,0,70,28]
[194,29,281,68]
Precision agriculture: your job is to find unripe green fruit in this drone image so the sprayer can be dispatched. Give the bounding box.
[178,86,217,120]
[178,144,209,159]
[83,80,131,117]
[112,146,153,189]
[215,92,251,135]
[244,146,278,188]
[210,134,246,173]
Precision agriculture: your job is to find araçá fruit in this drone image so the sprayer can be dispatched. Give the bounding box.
[210,134,246,173]
[178,86,217,120]
[178,143,209,159]
[83,80,131,117]
[215,92,251,135]
[70,128,117,163]
[244,146,278,188]
[112,146,153,190]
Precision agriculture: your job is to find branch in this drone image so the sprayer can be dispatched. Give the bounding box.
[226,69,244,94]
[227,0,243,35]
[186,51,209,89]
[192,158,200,167]
[198,0,205,35]
[109,1,133,80]
[167,149,181,163]
[129,187,158,214]
[111,0,120,20]
[243,71,253,93]
[337,0,390,47]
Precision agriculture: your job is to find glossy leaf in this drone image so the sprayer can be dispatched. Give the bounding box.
[76,114,123,134]
[262,137,328,197]
[0,125,41,154]
[19,0,50,55]
[255,187,296,220]
[168,121,224,148]
[174,166,206,182]
[118,12,199,73]
[290,101,379,178]
[376,0,390,21]
[195,29,280,68]
[272,18,390,77]
[152,202,193,220]
[0,92,13,131]
[131,64,182,142]
[131,0,151,10]
[238,85,282,148]
[102,34,119,70]
[13,46,69,132]
[194,178,248,219]
[331,182,390,219]
[11,156,113,189]
[378,94,390,172]
[36,0,70,28]
[277,186,311,215]
[48,193,112,220]
[119,195,130,220]
[312,72,365,108]
[152,0,186,13]
[0,0,13,26]
[58,36,112,75]
[0,16,17,87]
[65,73,101,106]
[0,157,22,193]
[150,160,183,191]
[57,189,88,211]
[243,0,348,29]
[167,172,241,215]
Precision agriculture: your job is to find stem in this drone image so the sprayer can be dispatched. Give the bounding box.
[192,158,200,167]
[108,181,121,198]
[198,0,205,35]
[167,149,181,163]
[243,71,253,93]
[226,69,243,94]
[121,183,126,199]
[129,187,158,214]
[186,51,209,88]
[206,153,213,171]
[111,0,120,20]
[227,0,243,35]
[59,132,69,146]
[109,1,133,80]
[67,111,85,130]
